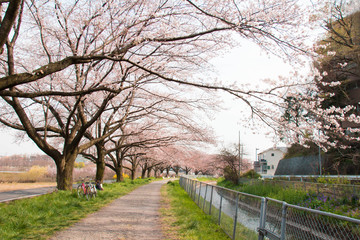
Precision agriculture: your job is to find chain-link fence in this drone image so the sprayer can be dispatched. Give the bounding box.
[179,176,360,240]
[258,180,360,201]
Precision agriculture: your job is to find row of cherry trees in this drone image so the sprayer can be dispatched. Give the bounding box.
[1,1,358,189]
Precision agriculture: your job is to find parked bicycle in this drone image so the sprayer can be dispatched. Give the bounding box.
[77,177,97,200]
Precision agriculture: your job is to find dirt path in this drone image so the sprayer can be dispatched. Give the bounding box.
[50,180,169,240]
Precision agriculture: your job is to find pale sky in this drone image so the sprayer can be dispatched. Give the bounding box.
[208,40,295,161]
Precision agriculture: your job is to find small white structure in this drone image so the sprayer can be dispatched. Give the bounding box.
[255,147,288,176]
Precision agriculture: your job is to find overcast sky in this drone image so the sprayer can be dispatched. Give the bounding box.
[208,39,295,161]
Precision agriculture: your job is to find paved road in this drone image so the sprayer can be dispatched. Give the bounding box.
[0,187,56,203]
[50,180,167,240]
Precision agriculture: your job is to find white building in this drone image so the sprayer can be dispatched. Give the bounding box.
[255,147,288,176]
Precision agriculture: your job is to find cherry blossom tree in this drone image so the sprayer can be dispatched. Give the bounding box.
[275,2,360,150]
[277,4,360,173]
[0,0,318,91]
[0,0,22,54]
[0,0,340,189]
[0,49,142,190]
[102,88,216,181]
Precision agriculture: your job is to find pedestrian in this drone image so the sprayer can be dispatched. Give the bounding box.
[96,180,103,190]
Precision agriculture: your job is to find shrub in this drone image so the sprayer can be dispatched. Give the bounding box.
[112,173,130,180]
[74,162,85,168]
[223,166,239,184]
[316,176,350,185]
[241,169,261,179]
[13,166,49,183]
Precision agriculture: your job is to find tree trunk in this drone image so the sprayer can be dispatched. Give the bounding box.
[141,167,147,179]
[154,168,159,178]
[96,160,105,182]
[141,162,147,179]
[56,151,77,190]
[114,163,124,182]
[116,167,122,182]
[131,169,136,180]
[95,144,105,182]
[146,167,153,178]
[173,166,180,176]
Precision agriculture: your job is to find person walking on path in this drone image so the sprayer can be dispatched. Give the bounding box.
[50,180,168,240]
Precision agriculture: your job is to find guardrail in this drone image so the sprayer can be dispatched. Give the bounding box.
[261,175,360,181]
[179,176,360,240]
[247,179,360,201]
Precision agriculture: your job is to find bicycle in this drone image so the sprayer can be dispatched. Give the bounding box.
[77,178,97,200]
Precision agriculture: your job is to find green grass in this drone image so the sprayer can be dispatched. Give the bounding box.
[217,179,307,204]
[195,176,219,182]
[161,180,231,240]
[200,198,257,240]
[217,179,360,220]
[0,178,151,240]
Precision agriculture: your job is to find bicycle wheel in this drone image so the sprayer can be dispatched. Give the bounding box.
[77,185,84,198]
[84,185,90,200]
[91,185,97,198]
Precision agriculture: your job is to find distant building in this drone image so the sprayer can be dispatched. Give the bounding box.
[254,147,288,176]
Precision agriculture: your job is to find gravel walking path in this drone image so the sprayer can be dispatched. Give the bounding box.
[50,180,168,240]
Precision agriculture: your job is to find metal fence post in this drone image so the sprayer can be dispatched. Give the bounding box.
[184,178,187,191]
[191,180,195,200]
[232,193,240,240]
[187,178,190,193]
[203,184,208,212]
[218,195,223,225]
[280,202,288,240]
[198,182,202,206]
[194,181,197,201]
[194,180,197,200]
[258,197,267,240]
[209,185,214,215]
[190,179,193,198]
[188,178,191,193]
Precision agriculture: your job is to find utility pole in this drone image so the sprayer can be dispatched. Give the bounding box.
[319,130,322,176]
[238,131,241,177]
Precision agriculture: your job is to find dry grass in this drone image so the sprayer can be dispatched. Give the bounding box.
[0,182,56,192]
[160,184,181,240]
[0,166,54,183]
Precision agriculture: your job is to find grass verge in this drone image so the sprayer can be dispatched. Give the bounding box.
[217,179,307,204]
[0,178,151,240]
[160,180,230,240]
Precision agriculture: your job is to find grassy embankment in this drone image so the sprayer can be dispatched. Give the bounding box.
[160,180,230,240]
[0,178,151,240]
[217,179,360,219]
[160,180,257,240]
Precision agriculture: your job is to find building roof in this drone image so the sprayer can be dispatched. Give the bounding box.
[258,147,288,155]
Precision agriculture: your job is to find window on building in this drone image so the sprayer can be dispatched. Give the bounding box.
[272,165,274,169]
[271,153,274,156]
[267,166,270,170]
